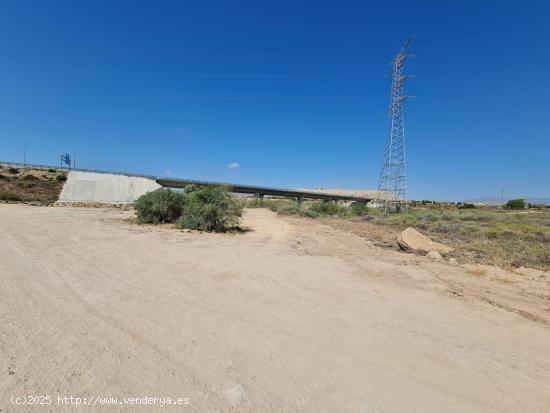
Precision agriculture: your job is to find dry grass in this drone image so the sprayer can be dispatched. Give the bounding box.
[368,207,550,271]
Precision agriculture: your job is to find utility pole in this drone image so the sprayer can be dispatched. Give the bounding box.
[73,138,76,171]
[377,36,413,212]
[23,142,27,167]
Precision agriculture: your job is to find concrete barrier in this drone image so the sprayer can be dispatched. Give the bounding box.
[59,171,161,203]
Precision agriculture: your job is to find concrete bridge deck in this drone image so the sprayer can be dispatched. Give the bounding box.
[157,178,372,203]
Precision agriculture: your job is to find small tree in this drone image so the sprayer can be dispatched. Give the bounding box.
[504,199,526,210]
[176,186,242,231]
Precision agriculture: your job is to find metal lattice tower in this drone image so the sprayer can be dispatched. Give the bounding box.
[377,36,412,211]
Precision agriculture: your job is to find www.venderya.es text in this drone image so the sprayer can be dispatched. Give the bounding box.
[10,395,191,407]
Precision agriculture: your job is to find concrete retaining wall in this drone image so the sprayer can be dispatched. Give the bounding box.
[59,171,161,203]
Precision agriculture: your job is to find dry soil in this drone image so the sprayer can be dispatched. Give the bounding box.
[1,204,550,412]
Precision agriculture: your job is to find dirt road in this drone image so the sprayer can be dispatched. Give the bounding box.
[1,204,550,412]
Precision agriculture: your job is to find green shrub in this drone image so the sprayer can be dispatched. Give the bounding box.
[0,191,21,201]
[458,203,476,209]
[264,199,297,213]
[48,168,56,173]
[183,184,200,193]
[350,201,369,216]
[504,199,526,210]
[302,209,320,218]
[8,167,19,174]
[22,174,39,181]
[0,173,7,180]
[273,201,318,218]
[309,200,349,217]
[135,190,186,224]
[55,174,67,182]
[176,186,242,232]
[242,197,265,208]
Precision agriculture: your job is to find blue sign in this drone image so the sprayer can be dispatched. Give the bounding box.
[61,153,71,166]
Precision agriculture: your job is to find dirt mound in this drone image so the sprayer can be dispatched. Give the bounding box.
[0,166,67,204]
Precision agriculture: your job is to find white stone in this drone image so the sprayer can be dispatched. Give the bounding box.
[223,382,246,405]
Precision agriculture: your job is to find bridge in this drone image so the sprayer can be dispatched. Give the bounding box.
[1,160,372,204]
[157,177,372,203]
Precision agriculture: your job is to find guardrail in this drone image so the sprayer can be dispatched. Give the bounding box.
[0,160,161,180]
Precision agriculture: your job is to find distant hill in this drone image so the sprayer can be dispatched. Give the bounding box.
[525,198,550,206]
[466,197,550,206]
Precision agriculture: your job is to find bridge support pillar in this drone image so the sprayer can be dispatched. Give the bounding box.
[254,193,265,205]
[296,196,304,207]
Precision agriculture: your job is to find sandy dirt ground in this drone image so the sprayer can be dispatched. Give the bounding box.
[1,204,550,413]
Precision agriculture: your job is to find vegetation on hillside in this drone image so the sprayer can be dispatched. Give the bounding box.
[0,166,67,204]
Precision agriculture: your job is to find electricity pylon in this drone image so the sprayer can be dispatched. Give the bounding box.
[377,36,412,212]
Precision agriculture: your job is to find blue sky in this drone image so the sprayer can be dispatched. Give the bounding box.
[0,0,549,201]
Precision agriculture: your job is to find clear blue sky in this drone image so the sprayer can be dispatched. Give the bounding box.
[1,0,549,201]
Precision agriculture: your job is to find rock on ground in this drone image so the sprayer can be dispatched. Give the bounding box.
[397,227,453,255]
[426,250,443,261]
